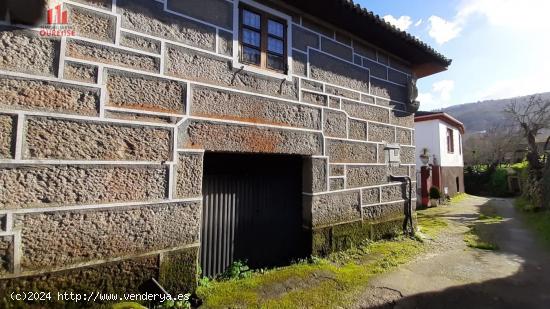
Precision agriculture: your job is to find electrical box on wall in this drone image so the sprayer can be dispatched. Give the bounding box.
[384,143,401,165]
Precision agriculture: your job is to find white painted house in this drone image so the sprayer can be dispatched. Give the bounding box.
[415,112,465,204]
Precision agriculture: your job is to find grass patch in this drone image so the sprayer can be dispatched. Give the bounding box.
[416,212,448,238]
[478,214,503,223]
[464,229,498,250]
[197,214,449,308]
[450,193,469,203]
[515,197,550,248]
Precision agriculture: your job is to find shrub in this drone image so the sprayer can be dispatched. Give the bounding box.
[488,168,510,197]
[429,186,441,199]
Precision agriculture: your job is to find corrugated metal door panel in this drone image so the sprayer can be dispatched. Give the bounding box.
[200,153,309,278]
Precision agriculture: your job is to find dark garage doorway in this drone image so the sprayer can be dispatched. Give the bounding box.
[200,152,310,277]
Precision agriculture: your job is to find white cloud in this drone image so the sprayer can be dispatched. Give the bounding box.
[426,0,550,45]
[419,80,456,110]
[414,19,423,27]
[457,0,550,31]
[427,16,462,44]
[474,74,550,101]
[383,15,413,31]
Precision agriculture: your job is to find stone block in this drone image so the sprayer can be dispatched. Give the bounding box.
[363,202,404,222]
[176,152,203,198]
[311,190,361,226]
[160,246,199,294]
[0,235,12,274]
[369,122,395,143]
[191,85,320,130]
[389,57,412,74]
[312,220,371,255]
[0,114,15,159]
[179,120,323,155]
[378,52,389,65]
[329,97,340,109]
[370,78,407,103]
[348,119,367,141]
[329,164,344,176]
[24,116,171,161]
[390,110,414,128]
[292,25,319,52]
[72,0,112,10]
[329,178,345,191]
[302,17,333,36]
[335,32,351,45]
[362,187,380,205]
[323,109,347,138]
[0,165,167,209]
[63,61,98,83]
[388,68,408,85]
[301,79,324,92]
[391,165,409,177]
[362,57,387,79]
[361,94,375,104]
[400,146,415,164]
[105,110,175,124]
[302,91,327,106]
[321,37,352,61]
[354,42,376,60]
[16,201,200,270]
[346,165,387,188]
[326,140,376,164]
[0,26,59,77]
[342,100,389,123]
[0,75,100,116]
[106,69,186,114]
[120,31,161,54]
[354,54,362,65]
[326,85,360,101]
[370,217,402,240]
[381,184,406,202]
[67,4,116,43]
[310,50,369,92]
[293,50,307,77]
[67,39,160,73]
[0,255,159,302]
[303,157,327,193]
[167,0,232,29]
[117,0,215,51]
[396,128,412,145]
[165,44,298,100]
[218,30,233,57]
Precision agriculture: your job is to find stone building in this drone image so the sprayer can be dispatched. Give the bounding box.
[0,0,450,300]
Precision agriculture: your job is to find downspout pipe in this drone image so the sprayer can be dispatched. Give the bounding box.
[389,175,415,236]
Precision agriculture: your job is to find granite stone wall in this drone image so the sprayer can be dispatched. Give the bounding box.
[0,0,416,300]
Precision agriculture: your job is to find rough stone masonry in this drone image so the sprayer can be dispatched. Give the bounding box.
[0,0,417,301]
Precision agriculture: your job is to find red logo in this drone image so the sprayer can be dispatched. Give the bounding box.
[47,4,68,25]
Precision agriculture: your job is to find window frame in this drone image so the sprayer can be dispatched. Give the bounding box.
[232,0,293,81]
[446,128,455,153]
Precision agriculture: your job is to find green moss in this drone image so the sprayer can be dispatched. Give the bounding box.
[159,247,199,294]
[416,212,448,238]
[464,228,498,250]
[111,302,147,309]
[450,193,468,203]
[197,235,425,308]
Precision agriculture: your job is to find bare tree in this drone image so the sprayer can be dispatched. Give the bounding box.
[463,124,521,167]
[504,95,550,171]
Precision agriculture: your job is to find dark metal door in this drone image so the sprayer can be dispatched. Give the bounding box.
[200,153,308,277]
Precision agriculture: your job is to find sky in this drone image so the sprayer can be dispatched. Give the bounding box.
[354,0,550,111]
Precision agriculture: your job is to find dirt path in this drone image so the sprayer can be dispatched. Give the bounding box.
[352,196,550,309]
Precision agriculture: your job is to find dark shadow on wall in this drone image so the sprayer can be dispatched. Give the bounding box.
[365,198,550,309]
[2,0,46,26]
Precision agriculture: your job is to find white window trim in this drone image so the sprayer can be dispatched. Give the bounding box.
[232,0,293,81]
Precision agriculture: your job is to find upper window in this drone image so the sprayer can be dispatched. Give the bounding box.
[239,5,287,73]
[447,128,455,153]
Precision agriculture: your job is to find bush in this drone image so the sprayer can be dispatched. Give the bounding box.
[429,186,441,199]
[488,168,510,197]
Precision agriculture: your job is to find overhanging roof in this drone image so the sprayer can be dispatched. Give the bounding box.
[281,0,451,78]
[415,112,465,134]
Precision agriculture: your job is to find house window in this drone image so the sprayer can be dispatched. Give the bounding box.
[239,5,287,73]
[447,128,455,153]
[459,134,462,155]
